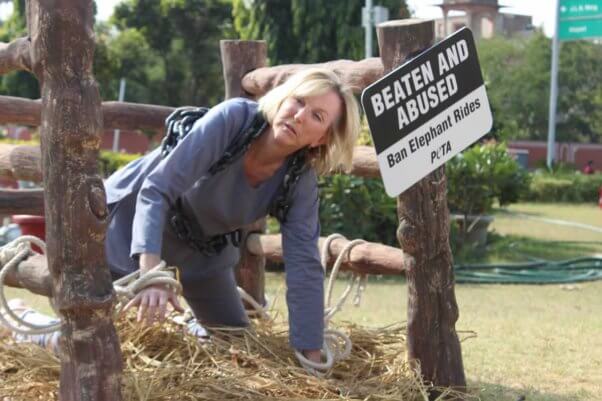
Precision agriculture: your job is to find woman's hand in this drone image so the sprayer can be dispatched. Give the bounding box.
[123,284,184,325]
[302,349,322,364]
[123,252,184,325]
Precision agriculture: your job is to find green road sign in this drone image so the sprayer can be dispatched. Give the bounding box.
[560,16,602,40]
[559,0,602,40]
[560,0,601,19]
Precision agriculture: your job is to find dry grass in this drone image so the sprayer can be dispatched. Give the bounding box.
[0,310,455,401]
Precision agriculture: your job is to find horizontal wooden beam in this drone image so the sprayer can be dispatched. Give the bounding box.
[3,253,53,297]
[0,188,44,215]
[350,146,380,178]
[0,95,175,130]
[247,233,407,275]
[0,143,380,182]
[5,232,405,298]
[102,101,174,131]
[0,37,32,75]
[242,58,383,98]
[0,144,42,182]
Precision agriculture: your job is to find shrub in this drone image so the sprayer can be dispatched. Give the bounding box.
[318,175,398,246]
[525,171,602,203]
[446,142,531,215]
[99,150,140,177]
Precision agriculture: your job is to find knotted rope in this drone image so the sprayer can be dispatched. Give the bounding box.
[293,233,367,376]
[0,236,181,335]
[0,236,59,335]
[112,261,182,312]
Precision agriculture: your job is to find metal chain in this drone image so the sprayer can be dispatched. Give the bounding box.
[268,148,308,223]
[161,107,210,158]
[160,105,307,223]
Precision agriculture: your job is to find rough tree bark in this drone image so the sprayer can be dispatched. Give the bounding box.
[27,1,123,400]
[0,143,42,182]
[376,19,466,395]
[0,37,32,74]
[220,40,269,307]
[242,57,383,98]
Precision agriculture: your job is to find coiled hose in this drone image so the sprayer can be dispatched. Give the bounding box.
[454,256,602,284]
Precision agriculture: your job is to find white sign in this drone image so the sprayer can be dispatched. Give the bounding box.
[361,28,493,197]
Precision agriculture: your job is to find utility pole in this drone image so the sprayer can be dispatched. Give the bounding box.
[363,1,390,58]
[112,78,126,152]
[365,0,373,58]
[547,0,561,169]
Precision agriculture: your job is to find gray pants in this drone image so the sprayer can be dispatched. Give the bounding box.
[180,266,249,327]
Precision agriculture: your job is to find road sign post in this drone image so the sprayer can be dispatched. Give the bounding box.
[547,0,602,168]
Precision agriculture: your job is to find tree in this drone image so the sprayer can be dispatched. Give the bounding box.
[0,0,39,99]
[111,0,234,106]
[478,31,602,143]
[232,0,409,65]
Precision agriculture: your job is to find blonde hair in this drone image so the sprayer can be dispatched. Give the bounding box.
[258,68,360,175]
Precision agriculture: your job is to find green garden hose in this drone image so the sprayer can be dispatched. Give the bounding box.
[454,257,602,284]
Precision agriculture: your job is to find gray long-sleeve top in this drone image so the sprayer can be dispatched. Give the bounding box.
[104,98,324,350]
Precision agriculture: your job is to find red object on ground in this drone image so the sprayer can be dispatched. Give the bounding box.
[11,215,46,252]
[599,187,602,209]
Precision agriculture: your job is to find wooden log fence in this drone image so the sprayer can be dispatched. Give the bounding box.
[0,15,465,399]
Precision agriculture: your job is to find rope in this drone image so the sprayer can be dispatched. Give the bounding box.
[0,236,61,335]
[294,233,366,376]
[112,261,182,311]
[0,236,182,335]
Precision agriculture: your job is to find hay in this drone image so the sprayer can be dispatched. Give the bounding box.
[0,316,455,401]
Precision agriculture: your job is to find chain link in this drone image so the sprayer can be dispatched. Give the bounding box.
[160,105,308,224]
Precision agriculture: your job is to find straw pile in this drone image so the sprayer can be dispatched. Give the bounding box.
[0,316,448,401]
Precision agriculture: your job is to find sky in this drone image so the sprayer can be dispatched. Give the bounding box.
[2,0,556,37]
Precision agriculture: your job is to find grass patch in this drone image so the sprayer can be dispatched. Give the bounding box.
[454,202,602,264]
[455,233,602,264]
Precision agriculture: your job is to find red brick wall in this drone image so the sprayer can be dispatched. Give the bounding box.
[101,129,160,154]
[508,141,602,170]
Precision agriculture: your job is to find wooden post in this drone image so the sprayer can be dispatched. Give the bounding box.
[27,1,123,400]
[220,40,268,306]
[220,40,268,99]
[376,19,466,394]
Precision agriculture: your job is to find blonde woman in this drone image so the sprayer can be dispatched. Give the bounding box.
[7,68,361,363]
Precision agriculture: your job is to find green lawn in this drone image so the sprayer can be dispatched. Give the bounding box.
[4,202,602,400]
[454,202,602,263]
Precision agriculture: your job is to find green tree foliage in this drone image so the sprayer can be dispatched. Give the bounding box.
[478,31,602,143]
[0,0,39,99]
[232,0,409,64]
[110,0,234,106]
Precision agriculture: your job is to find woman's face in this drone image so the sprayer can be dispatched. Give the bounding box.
[272,89,342,151]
